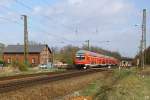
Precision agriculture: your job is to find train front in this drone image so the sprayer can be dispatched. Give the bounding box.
[74,50,87,69]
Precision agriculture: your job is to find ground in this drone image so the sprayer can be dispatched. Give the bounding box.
[78,67,150,100]
[0,72,106,100]
[0,67,150,100]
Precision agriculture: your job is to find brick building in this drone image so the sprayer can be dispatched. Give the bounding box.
[3,44,52,66]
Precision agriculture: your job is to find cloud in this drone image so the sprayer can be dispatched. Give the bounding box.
[0,0,139,57]
[29,0,137,57]
[32,0,133,27]
[32,6,43,15]
[68,0,83,5]
[0,0,15,7]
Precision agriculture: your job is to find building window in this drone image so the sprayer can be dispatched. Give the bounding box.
[8,58,11,64]
[32,58,35,64]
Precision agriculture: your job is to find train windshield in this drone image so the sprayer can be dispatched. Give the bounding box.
[76,55,85,60]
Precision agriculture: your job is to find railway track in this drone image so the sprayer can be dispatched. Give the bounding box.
[0,71,64,81]
[0,68,111,93]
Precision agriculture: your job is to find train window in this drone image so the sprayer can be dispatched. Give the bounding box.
[76,56,85,60]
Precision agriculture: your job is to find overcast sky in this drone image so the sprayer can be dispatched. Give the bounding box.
[0,0,150,57]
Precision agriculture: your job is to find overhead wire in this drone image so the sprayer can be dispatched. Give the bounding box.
[0,0,86,44]
[0,0,74,43]
[0,5,21,24]
[0,16,19,24]
[14,0,76,43]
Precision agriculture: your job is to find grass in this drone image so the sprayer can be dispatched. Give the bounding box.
[0,67,66,77]
[108,74,150,100]
[0,67,150,100]
[80,67,150,100]
[0,72,104,100]
[81,82,101,96]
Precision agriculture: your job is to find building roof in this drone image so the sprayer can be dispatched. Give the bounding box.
[3,44,51,54]
[121,57,133,61]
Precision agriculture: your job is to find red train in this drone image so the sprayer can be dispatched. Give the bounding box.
[74,50,119,69]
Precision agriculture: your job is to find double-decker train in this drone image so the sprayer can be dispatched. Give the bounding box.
[74,50,119,69]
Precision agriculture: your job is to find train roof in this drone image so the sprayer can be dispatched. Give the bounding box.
[76,50,117,59]
[76,50,104,57]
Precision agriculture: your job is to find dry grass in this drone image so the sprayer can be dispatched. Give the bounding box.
[79,68,150,100]
[0,72,106,100]
[0,67,65,77]
[64,96,93,100]
[107,74,150,100]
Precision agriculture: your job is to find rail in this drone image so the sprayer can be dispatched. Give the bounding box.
[0,68,112,93]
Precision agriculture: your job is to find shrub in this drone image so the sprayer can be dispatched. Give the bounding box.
[0,60,3,64]
[0,60,4,67]
[11,61,18,68]
[18,62,28,71]
[11,61,28,71]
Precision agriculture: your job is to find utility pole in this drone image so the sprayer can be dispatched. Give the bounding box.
[75,26,78,35]
[51,47,54,67]
[140,39,144,68]
[85,40,90,50]
[140,9,147,69]
[96,28,98,34]
[22,15,29,65]
[143,9,147,66]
